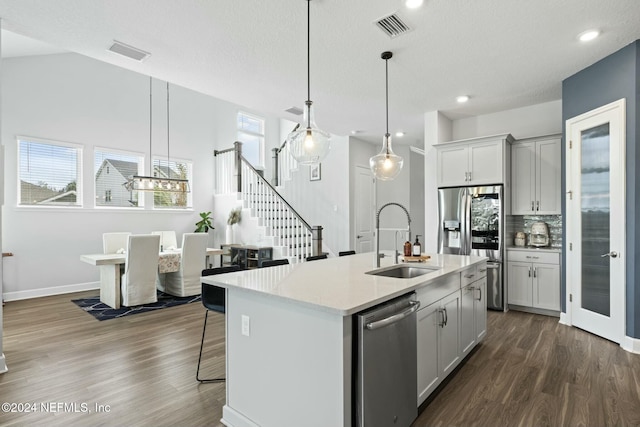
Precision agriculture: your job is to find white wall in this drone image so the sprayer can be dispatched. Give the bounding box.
[278,134,350,256]
[1,53,281,299]
[452,100,562,141]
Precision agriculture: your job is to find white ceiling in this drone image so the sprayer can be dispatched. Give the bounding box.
[1,0,639,145]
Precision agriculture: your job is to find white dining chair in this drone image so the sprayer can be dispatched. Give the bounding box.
[151,231,178,251]
[121,234,161,306]
[103,232,132,254]
[163,233,208,297]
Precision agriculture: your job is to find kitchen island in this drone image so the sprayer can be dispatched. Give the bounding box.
[202,252,487,427]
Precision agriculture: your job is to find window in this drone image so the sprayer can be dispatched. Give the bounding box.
[95,148,144,208]
[152,157,192,209]
[18,137,82,206]
[237,111,265,168]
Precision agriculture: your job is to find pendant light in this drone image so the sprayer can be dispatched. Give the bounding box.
[287,0,331,165]
[123,77,190,193]
[369,51,403,181]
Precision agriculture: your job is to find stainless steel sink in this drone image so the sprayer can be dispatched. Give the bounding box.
[366,264,439,279]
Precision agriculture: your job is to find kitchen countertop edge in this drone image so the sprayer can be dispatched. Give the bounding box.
[201,253,488,316]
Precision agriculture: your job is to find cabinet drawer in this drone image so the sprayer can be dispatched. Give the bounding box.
[476,262,487,279]
[507,250,558,265]
[416,274,460,307]
[460,267,477,287]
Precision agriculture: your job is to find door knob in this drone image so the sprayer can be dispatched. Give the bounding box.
[601,251,618,258]
[356,235,362,239]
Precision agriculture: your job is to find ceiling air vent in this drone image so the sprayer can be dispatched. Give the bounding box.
[108,40,151,62]
[375,13,411,38]
[285,106,304,116]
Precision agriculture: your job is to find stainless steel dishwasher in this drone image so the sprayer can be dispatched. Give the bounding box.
[355,292,420,427]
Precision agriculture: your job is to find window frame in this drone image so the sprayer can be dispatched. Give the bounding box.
[17,135,83,208]
[237,111,266,168]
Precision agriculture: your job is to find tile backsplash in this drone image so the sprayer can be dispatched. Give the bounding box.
[506,215,563,249]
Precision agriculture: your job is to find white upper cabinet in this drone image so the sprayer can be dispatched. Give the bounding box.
[436,134,514,188]
[511,135,561,215]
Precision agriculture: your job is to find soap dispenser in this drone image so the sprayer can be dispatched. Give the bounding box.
[403,239,412,257]
[412,235,422,256]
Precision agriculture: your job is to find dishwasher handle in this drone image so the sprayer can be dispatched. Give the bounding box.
[365,301,421,330]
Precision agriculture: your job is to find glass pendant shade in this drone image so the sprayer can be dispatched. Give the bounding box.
[288,101,331,165]
[370,133,403,181]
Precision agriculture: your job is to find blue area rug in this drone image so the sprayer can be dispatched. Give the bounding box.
[72,291,201,321]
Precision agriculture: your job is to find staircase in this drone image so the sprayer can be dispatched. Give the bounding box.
[214,142,322,263]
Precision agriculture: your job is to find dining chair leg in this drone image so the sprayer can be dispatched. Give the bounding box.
[196,310,225,383]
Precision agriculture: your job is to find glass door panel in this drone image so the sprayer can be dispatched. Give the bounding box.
[580,123,610,317]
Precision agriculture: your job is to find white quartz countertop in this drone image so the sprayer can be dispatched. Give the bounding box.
[201,253,487,316]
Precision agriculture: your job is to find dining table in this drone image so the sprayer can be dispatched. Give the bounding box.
[80,247,223,309]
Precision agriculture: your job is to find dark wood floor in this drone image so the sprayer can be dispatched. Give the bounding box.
[413,309,640,427]
[0,291,227,427]
[1,292,639,426]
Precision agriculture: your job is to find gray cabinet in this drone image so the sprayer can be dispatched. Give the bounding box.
[511,136,561,215]
[436,134,513,187]
[415,274,459,405]
[507,250,560,312]
[460,265,487,356]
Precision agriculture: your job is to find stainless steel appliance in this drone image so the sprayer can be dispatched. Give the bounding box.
[355,292,420,427]
[529,221,550,247]
[438,185,505,310]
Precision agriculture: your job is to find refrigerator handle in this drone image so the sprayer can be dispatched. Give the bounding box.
[462,189,471,254]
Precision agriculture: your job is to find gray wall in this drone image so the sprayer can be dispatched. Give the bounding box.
[561,40,639,338]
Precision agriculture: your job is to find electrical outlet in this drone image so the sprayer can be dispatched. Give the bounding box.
[241,315,250,336]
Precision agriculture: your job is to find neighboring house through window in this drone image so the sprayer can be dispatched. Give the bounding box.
[18,136,82,206]
[94,149,144,207]
[237,111,265,168]
[152,158,192,209]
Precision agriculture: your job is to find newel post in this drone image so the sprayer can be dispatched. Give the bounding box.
[233,141,243,193]
[272,147,279,187]
[311,226,323,257]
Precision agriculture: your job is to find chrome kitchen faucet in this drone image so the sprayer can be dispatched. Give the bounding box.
[375,202,411,267]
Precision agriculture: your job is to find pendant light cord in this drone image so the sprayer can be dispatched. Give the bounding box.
[306,0,311,129]
[167,82,171,179]
[149,76,153,176]
[385,56,389,136]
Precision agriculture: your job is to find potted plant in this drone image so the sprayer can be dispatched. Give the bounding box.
[226,207,242,243]
[195,211,214,233]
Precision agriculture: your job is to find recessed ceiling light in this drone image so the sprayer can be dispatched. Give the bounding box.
[456,95,469,103]
[395,132,405,137]
[350,130,363,135]
[578,29,600,42]
[405,0,424,9]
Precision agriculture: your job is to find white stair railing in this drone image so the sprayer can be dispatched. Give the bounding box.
[214,141,322,261]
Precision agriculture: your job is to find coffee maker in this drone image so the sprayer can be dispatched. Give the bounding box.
[529,222,550,247]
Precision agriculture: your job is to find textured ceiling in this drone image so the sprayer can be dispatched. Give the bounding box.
[1,0,639,145]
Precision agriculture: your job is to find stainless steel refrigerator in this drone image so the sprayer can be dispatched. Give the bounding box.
[437,185,505,310]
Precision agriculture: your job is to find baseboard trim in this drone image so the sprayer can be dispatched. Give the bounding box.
[559,312,570,326]
[221,405,260,427]
[0,354,7,374]
[3,282,99,302]
[621,336,640,354]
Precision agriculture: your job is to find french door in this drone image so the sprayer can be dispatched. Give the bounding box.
[566,99,625,343]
